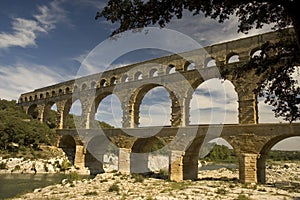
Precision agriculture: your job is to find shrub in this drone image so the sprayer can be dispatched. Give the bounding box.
[84,191,98,196]
[0,162,7,169]
[132,173,144,183]
[66,172,82,183]
[108,182,120,193]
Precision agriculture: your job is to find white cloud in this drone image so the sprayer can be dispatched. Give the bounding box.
[0,0,67,49]
[0,63,69,100]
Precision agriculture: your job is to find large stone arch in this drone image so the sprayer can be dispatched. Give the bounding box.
[257,134,300,183]
[89,92,122,128]
[63,97,83,129]
[27,104,39,119]
[43,101,58,128]
[128,83,178,127]
[59,135,76,164]
[130,136,166,173]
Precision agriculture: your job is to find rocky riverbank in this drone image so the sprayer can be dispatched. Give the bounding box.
[10,162,300,200]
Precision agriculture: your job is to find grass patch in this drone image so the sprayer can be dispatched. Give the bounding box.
[84,191,98,196]
[108,182,120,193]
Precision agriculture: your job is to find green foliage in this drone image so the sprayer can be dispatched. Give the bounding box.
[0,99,56,152]
[84,191,98,196]
[204,144,237,162]
[108,182,120,193]
[66,171,82,183]
[131,173,145,183]
[98,1,298,39]
[267,150,300,161]
[236,194,252,200]
[0,162,7,169]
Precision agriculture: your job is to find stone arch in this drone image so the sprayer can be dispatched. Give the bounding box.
[257,134,300,183]
[100,79,107,87]
[59,135,76,164]
[121,74,129,82]
[129,84,175,127]
[166,64,176,74]
[40,93,44,99]
[227,53,240,64]
[90,92,122,128]
[134,71,143,80]
[64,98,83,129]
[65,87,70,93]
[73,85,78,92]
[85,135,109,174]
[43,101,58,128]
[184,61,196,71]
[29,96,33,101]
[110,77,117,85]
[190,78,238,125]
[130,137,167,173]
[91,81,97,89]
[27,104,38,119]
[52,91,56,96]
[81,83,87,91]
[58,89,63,95]
[34,95,38,100]
[149,68,158,77]
[250,47,263,58]
[204,57,216,68]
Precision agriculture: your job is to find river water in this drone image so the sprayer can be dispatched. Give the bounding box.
[0,174,67,199]
[0,163,237,199]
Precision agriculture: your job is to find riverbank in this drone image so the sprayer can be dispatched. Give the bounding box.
[10,162,300,200]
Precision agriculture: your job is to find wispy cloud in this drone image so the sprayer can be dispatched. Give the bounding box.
[0,0,67,49]
[0,63,69,100]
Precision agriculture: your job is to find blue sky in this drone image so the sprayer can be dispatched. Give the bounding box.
[0,0,299,150]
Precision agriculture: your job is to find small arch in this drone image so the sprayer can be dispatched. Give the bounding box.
[251,49,263,59]
[81,83,87,91]
[29,96,33,101]
[34,95,38,100]
[19,98,23,103]
[91,81,97,89]
[27,104,38,119]
[184,61,196,71]
[205,58,217,68]
[100,79,107,87]
[166,64,176,74]
[134,71,143,80]
[227,53,239,64]
[25,97,28,102]
[59,135,76,165]
[40,94,44,99]
[58,89,63,95]
[149,68,158,77]
[51,91,56,96]
[110,77,117,85]
[73,85,78,92]
[122,74,129,82]
[65,87,70,93]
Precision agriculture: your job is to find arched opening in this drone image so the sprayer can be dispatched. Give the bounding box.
[43,102,58,129]
[81,83,87,91]
[65,87,70,93]
[149,68,158,77]
[257,136,300,184]
[166,64,176,74]
[110,77,117,85]
[198,137,237,179]
[91,81,97,89]
[190,78,238,125]
[122,74,129,82]
[251,49,263,59]
[58,89,63,95]
[73,85,78,92]
[134,71,143,80]
[29,96,33,101]
[40,93,44,99]
[131,137,168,174]
[85,135,110,174]
[100,79,107,87]
[205,58,216,68]
[65,99,83,129]
[227,54,240,63]
[59,135,76,165]
[25,97,28,102]
[184,61,196,71]
[34,95,38,100]
[94,94,122,128]
[52,91,56,96]
[139,86,172,127]
[27,104,38,119]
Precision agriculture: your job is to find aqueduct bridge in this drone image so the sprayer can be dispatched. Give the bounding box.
[19,28,299,183]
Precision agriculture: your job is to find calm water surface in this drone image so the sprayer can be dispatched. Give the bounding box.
[0,174,67,199]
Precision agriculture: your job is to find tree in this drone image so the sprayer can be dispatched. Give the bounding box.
[97,0,300,122]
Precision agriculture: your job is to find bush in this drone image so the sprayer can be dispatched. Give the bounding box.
[66,172,82,183]
[108,182,120,193]
[0,162,7,169]
[132,173,145,183]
